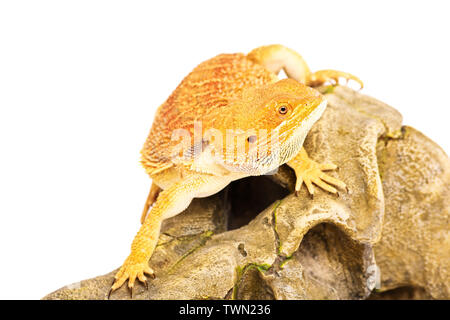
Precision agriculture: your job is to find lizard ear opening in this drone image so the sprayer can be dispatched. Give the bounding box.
[247,135,257,144]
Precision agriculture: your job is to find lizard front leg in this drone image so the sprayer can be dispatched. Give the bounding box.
[287,147,346,197]
[109,172,232,298]
[140,182,161,224]
[247,44,363,89]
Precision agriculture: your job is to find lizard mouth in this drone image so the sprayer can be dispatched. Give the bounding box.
[291,95,327,125]
[271,95,326,148]
[284,97,327,148]
[220,96,327,175]
[251,97,327,173]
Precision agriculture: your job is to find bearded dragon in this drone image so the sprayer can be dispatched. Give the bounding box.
[108,44,362,297]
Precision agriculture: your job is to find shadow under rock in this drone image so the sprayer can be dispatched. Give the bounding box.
[226,175,290,230]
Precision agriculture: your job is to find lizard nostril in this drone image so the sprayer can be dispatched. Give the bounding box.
[247,135,257,143]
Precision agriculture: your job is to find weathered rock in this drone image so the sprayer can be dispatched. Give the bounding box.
[374,126,450,298]
[369,286,432,300]
[43,86,449,300]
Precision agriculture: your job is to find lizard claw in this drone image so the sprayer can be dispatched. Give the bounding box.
[108,257,155,299]
[308,69,363,90]
[107,278,115,299]
[128,285,133,299]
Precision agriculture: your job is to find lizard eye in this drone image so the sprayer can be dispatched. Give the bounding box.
[278,104,289,115]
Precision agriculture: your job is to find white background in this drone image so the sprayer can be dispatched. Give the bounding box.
[0,1,449,299]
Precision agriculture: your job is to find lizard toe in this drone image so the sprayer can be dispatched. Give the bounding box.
[109,258,154,298]
[309,69,363,89]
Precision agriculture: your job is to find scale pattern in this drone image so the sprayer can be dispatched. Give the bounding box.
[141,53,278,175]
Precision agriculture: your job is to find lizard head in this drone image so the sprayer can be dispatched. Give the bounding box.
[220,78,326,174]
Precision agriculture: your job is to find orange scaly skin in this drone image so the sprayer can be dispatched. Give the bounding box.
[108,45,362,297]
